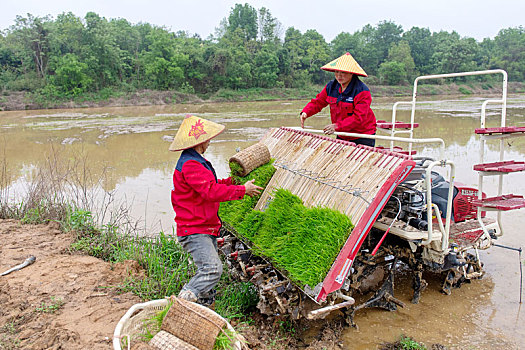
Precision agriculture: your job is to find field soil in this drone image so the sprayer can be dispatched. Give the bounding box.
[0,219,345,350]
[0,219,144,349]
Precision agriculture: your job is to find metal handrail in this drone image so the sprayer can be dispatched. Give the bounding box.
[422,161,456,249]
[476,71,508,237]
[294,127,446,161]
[401,69,507,249]
[388,101,416,152]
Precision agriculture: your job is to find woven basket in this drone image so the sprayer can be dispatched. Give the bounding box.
[161,298,225,350]
[150,331,198,350]
[229,143,271,177]
[113,298,242,350]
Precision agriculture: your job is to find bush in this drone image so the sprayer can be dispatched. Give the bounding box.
[46,53,92,97]
[379,61,408,85]
[4,72,44,92]
[458,86,472,94]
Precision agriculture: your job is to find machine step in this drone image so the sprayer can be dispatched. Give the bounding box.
[449,218,492,248]
[471,194,525,211]
[377,120,419,129]
[473,160,525,173]
[475,126,525,135]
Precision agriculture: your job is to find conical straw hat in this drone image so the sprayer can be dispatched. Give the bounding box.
[321,52,367,77]
[169,114,225,151]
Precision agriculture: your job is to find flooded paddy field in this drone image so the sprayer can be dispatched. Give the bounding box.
[1,95,524,348]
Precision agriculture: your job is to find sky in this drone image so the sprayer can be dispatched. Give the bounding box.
[1,0,524,42]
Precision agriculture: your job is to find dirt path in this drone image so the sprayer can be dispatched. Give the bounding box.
[0,219,143,350]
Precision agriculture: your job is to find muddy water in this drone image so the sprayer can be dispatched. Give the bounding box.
[1,95,524,348]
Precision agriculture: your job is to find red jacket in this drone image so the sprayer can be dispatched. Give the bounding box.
[302,76,376,141]
[171,148,245,237]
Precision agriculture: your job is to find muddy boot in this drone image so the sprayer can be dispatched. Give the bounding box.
[178,288,198,303]
[197,289,216,310]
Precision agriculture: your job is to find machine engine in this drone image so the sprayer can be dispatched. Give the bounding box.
[382,166,485,229]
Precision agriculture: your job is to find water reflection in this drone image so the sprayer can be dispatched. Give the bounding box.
[1,94,524,348]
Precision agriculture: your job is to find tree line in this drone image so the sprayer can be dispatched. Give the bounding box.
[1,3,524,98]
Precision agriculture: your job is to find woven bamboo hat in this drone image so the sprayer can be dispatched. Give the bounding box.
[169,114,225,151]
[321,52,367,77]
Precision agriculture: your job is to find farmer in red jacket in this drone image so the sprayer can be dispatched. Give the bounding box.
[300,52,377,147]
[169,115,262,306]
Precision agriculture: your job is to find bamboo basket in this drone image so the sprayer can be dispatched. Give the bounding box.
[113,298,242,350]
[229,142,271,177]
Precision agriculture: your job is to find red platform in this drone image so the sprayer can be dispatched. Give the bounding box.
[473,161,525,173]
[475,126,525,135]
[472,194,525,211]
[377,120,419,129]
[449,222,484,247]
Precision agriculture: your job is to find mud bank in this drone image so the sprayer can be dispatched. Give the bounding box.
[0,219,146,349]
[1,82,523,111]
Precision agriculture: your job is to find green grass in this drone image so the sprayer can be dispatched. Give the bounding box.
[380,335,429,350]
[0,335,20,350]
[398,335,427,350]
[103,232,195,300]
[35,297,64,314]
[458,86,472,95]
[215,277,259,319]
[62,207,256,318]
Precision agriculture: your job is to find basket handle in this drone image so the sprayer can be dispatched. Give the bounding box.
[113,301,152,350]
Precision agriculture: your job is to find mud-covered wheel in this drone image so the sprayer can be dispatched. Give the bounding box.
[464,252,484,279]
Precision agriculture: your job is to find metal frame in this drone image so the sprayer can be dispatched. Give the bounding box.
[377,70,509,248]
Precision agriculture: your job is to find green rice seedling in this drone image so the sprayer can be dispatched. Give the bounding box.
[220,160,354,288]
[228,161,244,177]
[253,190,353,288]
[235,210,265,239]
[219,160,275,227]
[222,188,353,289]
[213,327,239,350]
